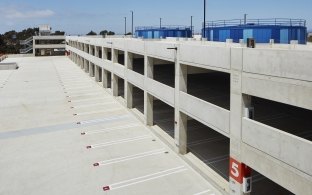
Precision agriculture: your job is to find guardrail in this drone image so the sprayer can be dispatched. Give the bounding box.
[204,18,306,28]
[19,46,33,54]
[136,25,191,31]
[20,36,33,45]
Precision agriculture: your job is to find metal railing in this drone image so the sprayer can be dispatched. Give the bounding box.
[19,46,33,54]
[136,25,191,31]
[20,37,33,45]
[204,18,306,28]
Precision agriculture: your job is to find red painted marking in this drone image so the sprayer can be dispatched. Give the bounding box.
[229,157,252,184]
[103,186,110,191]
[86,146,92,149]
[93,163,99,167]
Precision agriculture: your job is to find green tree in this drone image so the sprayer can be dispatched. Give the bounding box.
[100,30,115,36]
[87,31,97,35]
[100,30,108,35]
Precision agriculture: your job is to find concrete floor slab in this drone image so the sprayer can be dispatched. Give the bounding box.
[0,56,221,195]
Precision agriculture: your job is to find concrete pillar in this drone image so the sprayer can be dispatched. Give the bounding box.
[112,49,118,63]
[85,60,89,73]
[89,63,94,77]
[174,46,188,154]
[102,47,107,59]
[95,46,99,58]
[229,48,252,195]
[80,58,84,69]
[95,65,100,82]
[102,69,108,88]
[144,56,154,126]
[112,74,118,96]
[125,52,133,108]
[144,92,153,126]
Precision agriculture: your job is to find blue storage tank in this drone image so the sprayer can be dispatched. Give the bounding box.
[135,26,192,39]
[202,18,307,44]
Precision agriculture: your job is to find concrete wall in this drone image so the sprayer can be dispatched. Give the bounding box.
[66,36,312,195]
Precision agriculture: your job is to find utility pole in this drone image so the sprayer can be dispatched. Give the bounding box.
[244,14,248,25]
[130,11,134,36]
[191,16,193,37]
[203,0,206,38]
[160,18,162,28]
[124,17,127,35]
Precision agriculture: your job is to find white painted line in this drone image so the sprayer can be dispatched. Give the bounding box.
[64,86,94,90]
[70,97,111,103]
[97,149,166,166]
[90,135,152,148]
[85,123,140,135]
[73,101,116,109]
[75,108,123,116]
[67,92,104,98]
[79,115,130,125]
[108,166,187,190]
[193,189,211,195]
[67,89,101,94]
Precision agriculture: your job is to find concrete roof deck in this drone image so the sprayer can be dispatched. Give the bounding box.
[0,56,221,195]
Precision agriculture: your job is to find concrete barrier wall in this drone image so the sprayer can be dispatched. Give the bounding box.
[242,118,312,176]
[243,49,312,82]
[127,70,144,90]
[145,78,175,107]
[0,62,18,70]
[179,92,230,137]
[180,44,231,72]
[242,73,312,110]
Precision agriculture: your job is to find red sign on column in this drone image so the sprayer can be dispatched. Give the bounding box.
[229,157,251,184]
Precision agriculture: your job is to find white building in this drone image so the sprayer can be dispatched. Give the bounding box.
[20,25,66,56]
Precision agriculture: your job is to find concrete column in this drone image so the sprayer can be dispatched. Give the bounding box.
[89,63,94,77]
[112,74,118,96]
[144,55,154,126]
[112,49,118,63]
[101,47,105,59]
[174,46,188,154]
[229,48,252,195]
[102,69,108,88]
[144,92,153,126]
[89,45,92,55]
[95,46,99,58]
[125,51,133,108]
[80,58,84,69]
[85,60,89,73]
[95,65,100,82]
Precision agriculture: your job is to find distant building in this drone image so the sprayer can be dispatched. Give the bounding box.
[20,25,66,56]
[203,18,307,44]
[135,26,192,39]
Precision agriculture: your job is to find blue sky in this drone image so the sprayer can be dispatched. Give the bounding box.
[0,0,311,35]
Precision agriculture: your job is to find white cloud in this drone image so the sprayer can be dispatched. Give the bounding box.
[1,8,55,19]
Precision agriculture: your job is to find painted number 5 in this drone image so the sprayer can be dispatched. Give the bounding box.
[231,162,239,178]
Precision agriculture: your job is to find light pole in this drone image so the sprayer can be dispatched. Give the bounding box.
[124,17,127,35]
[130,11,134,36]
[191,16,193,37]
[203,0,207,38]
[160,18,162,28]
[244,14,248,25]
